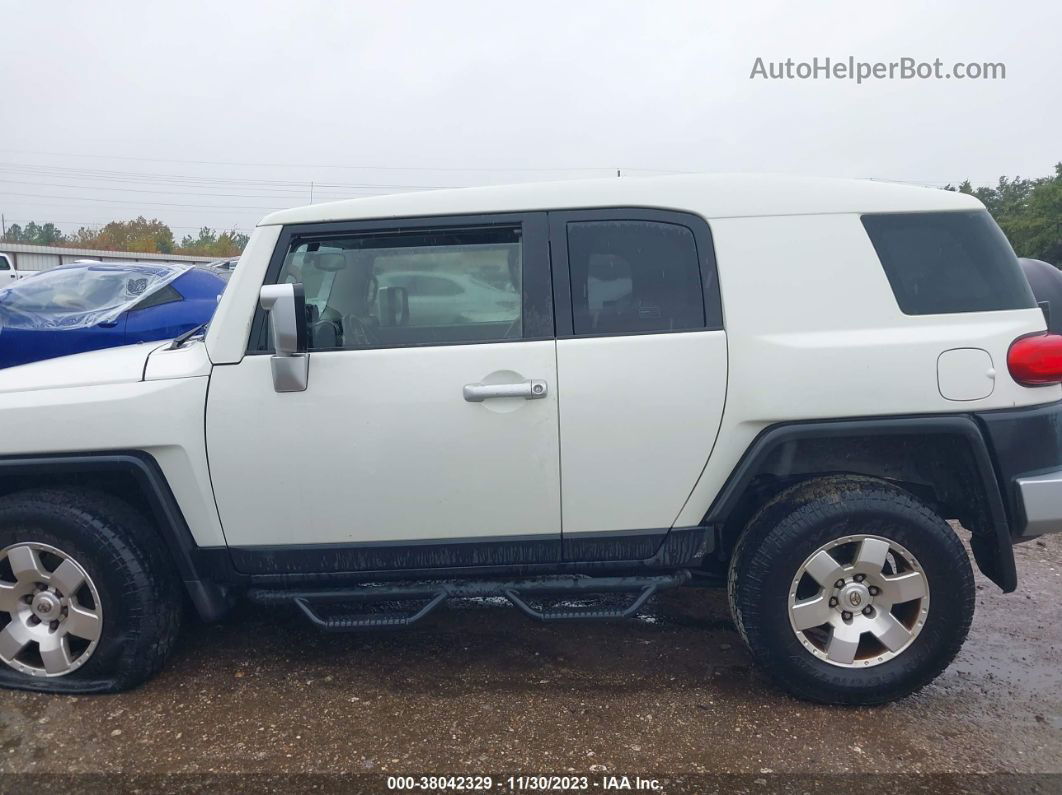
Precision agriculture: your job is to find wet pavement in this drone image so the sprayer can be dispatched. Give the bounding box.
[0,534,1060,790]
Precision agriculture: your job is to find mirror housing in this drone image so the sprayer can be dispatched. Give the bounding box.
[260,283,306,355]
[259,283,309,392]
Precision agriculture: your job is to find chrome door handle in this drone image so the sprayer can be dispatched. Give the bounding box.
[463,379,548,402]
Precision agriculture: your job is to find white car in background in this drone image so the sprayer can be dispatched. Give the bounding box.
[206,257,240,278]
[377,270,519,326]
[0,254,28,284]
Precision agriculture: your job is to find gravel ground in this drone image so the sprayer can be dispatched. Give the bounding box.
[0,534,1059,792]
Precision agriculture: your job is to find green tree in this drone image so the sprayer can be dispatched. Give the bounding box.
[179,226,218,251]
[1,217,249,255]
[1,220,68,244]
[74,216,175,254]
[35,222,66,244]
[949,163,1062,266]
[1,223,23,243]
[177,227,249,257]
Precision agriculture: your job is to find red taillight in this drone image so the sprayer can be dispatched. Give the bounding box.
[1008,333,1062,386]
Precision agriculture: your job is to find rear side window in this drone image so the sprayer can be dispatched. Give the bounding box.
[131,283,182,311]
[861,210,1035,315]
[567,220,705,334]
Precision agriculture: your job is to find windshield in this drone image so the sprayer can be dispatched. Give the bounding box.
[0,263,190,332]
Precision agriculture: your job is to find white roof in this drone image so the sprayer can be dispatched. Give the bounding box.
[260,173,982,227]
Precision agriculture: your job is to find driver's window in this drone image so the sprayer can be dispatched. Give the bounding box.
[276,226,523,350]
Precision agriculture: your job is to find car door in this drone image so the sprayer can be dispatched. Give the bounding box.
[548,209,728,560]
[206,213,561,574]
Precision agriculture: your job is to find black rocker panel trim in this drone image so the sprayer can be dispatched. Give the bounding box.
[228,526,709,577]
[230,534,560,575]
[562,527,669,562]
[704,415,1016,592]
[238,526,711,586]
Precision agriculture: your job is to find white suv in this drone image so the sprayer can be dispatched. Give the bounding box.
[0,174,1059,705]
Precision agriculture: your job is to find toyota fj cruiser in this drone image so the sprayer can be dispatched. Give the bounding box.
[1,174,1060,705]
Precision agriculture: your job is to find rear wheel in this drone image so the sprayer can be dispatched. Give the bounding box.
[728,475,974,705]
[0,488,182,692]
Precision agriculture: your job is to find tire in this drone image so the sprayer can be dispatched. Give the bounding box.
[728,475,974,705]
[0,488,182,693]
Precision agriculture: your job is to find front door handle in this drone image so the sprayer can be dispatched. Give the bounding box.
[463,379,548,402]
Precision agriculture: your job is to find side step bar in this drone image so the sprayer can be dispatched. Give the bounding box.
[247,571,690,632]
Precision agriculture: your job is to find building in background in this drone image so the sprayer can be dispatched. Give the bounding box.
[0,242,215,273]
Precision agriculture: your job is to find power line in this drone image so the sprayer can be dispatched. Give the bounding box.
[0,162,458,191]
[0,190,286,211]
[0,217,249,231]
[0,147,688,174]
[0,177,407,201]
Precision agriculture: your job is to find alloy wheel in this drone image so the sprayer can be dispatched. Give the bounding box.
[0,543,103,676]
[788,534,930,667]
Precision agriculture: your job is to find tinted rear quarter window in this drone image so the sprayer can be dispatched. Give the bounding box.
[861,210,1035,315]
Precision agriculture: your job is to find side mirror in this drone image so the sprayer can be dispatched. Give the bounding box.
[259,283,309,392]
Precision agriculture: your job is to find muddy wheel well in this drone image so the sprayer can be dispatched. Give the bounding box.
[0,469,157,525]
[706,432,998,576]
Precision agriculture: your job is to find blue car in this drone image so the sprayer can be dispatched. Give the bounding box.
[0,262,226,369]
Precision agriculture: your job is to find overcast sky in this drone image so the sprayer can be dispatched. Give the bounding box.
[0,0,1058,238]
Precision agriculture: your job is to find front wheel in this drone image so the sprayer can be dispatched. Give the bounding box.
[728,476,975,705]
[0,488,182,692]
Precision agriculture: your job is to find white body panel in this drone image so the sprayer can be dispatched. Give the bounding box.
[0,342,162,394]
[672,213,1054,526]
[206,342,561,547]
[556,331,727,533]
[143,340,212,381]
[206,225,280,365]
[0,347,225,548]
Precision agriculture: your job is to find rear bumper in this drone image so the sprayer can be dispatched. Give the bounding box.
[1016,470,1062,536]
[976,399,1062,539]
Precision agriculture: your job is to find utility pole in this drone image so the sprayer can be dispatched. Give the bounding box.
[309,181,315,204]
[1,214,5,237]
[616,169,621,178]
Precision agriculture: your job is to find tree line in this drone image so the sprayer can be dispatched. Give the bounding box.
[948,162,1062,266]
[1,162,1059,264]
[0,216,249,257]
